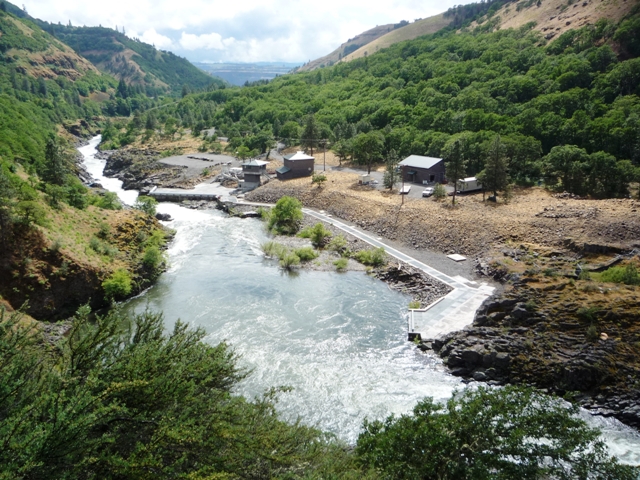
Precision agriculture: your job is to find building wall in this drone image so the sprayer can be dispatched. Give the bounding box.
[401,162,445,184]
[283,159,314,178]
[243,165,266,173]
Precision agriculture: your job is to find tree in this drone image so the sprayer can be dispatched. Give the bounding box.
[480,135,510,198]
[543,145,589,195]
[116,78,129,99]
[279,121,300,146]
[333,139,353,166]
[0,307,333,479]
[0,168,15,246]
[301,114,320,155]
[267,196,303,235]
[383,149,400,190]
[352,131,384,174]
[356,386,636,480]
[42,135,68,186]
[312,172,327,187]
[444,139,466,205]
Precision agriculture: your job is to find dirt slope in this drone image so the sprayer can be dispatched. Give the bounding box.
[471,0,636,41]
[342,14,452,62]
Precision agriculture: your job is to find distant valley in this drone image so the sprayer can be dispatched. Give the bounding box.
[193,62,301,86]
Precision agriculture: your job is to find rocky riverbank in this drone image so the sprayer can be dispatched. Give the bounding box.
[421,273,640,429]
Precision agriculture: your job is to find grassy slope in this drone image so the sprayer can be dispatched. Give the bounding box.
[472,0,636,40]
[298,23,396,72]
[342,13,452,62]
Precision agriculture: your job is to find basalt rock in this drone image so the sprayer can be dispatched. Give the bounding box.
[430,283,640,430]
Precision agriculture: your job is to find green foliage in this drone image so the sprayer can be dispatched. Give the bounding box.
[328,234,350,257]
[354,247,386,267]
[408,300,421,309]
[356,385,636,480]
[14,200,46,227]
[261,240,287,258]
[295,246,319,261]
[600,262,640,286]
[312,172,327,186]
[445,138,466,204]
[102,268,132,299]
[0,306,342,479]
[480,135,510,197]
[134,195,157,216]
[352,131,384,174]
[89,236,118,257]
[142,245,164,271]
[298,222,332,248]
[90,191,122,210]
[279,251,300,270]
[333,258,348,271]
[432,183,447,200]
[267,196,303,235]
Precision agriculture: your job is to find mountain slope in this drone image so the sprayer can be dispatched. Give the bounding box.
[297,23,396,72]
[341,14,452,63]
[3,1,223,96]
[470,0,638,41]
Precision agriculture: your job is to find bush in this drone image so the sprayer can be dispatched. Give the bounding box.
[312,173,327,186]
[102,269,133,299]
[354,247,386,267]
[328,235,349,256]
[334,258,348,271]
[295,247,318,261]
[142,245,164,270]
[600,262,640,286]
[262,241,287,258]
[298,222,332,248]
[433,183,447,200]
[134,195,158,216]
[279,252,300,270]
[408,300,421,309]
[267,196,303,235]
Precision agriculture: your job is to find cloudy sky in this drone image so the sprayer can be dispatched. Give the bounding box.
[24,0,472,64]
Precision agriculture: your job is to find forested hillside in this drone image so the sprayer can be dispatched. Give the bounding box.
[3,1,223,96]
[141,7,640,198]
[0,5,171,320]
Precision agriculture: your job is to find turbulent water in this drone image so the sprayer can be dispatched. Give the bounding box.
[80,136,640,462]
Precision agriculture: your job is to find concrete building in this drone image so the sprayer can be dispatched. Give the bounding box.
[398,155,445,184]
[276,151,315,180]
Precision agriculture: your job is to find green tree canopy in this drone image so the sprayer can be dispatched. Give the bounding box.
[356,386,636,480]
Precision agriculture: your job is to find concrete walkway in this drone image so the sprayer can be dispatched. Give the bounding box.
[302,208,495,340]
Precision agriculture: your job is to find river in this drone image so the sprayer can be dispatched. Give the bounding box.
[79,135,640,463]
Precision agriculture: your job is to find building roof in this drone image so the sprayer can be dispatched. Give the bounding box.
[276,166,291,174]
[241,160,269,167]
[398,155,443,170]
[284,151,315,161]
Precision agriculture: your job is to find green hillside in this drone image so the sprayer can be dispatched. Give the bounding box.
[156,7,640,198]
[3,1,223,96]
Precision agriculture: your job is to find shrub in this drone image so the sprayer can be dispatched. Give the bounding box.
[312,173,327,186]
[267,196,303,235]
[298,222,332,248]
[408,300,421,309]
[102,269,132,299]
[328,235,349,256]
[279,252,300,270]
[262,241,287,258]
[97,222,111,240]
[354,247,386,267]
[586,324,599,342]
[433,183,447,200]
[134,196,158,216]
[600,263,640,286]
[295,247,318,261]
[334,258,348,271]
[142,245,164,270]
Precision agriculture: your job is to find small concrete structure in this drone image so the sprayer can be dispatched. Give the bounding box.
[399,155,445,184]
[277,151,314,180]
[241,159,269,189]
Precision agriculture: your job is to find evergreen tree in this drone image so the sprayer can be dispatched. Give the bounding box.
[42,135,68,186]
[480,135,509,198]
[444,139,466,205]
[301,114,320,156]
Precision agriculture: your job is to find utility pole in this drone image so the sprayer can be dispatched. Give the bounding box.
[401,165,405,206]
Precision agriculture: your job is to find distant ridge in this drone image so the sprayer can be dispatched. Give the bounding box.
[297,23,396,72]
[341,13,451,63]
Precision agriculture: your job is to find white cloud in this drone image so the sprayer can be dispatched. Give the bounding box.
[179,32,229,50]
[137,28,174,49]
[24,0,477,62]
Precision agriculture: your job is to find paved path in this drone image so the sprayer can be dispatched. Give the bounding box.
[302,208,495,340]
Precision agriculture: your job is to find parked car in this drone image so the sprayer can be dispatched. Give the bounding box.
[422,187,434,197]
